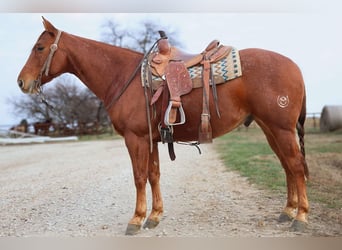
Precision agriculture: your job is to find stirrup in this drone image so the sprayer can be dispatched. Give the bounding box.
[164,101,186,126]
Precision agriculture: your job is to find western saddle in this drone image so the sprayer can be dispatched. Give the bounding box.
[148,31,232,159]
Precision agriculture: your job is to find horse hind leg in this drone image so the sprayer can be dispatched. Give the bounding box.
[262,128,298,221]
[260,124,309,232]
[279,122,309,225]
[278,168,298,223]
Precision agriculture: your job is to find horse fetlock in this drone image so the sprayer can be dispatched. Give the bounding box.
[296,212,308,223]
[278,207,296,222]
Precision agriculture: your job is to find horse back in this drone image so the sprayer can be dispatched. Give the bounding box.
[172,48,305,141]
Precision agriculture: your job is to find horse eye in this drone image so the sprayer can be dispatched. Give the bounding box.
[37,46,44,51]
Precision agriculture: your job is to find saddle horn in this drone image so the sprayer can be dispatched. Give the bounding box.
[158,30,168,39]
[157,30,170,55]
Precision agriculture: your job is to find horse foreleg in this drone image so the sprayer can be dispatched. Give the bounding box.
[124,133,150,235]
[143,142,163,229]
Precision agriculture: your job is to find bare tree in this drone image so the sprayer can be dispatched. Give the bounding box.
[8,76,110,129]
[9,90,52,123]
[101,18,182,53]
[101,19,127,47]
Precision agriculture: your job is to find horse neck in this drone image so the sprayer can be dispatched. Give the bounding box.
[63,33,143,105]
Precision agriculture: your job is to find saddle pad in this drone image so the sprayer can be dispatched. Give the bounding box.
[141,47,242,90]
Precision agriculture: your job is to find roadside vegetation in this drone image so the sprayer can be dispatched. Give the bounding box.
[215,126,342,210]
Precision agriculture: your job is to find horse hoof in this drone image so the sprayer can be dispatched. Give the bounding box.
[290,219,308,232]
[143,219,159,229]
[278,212,293,223]
[125,224,141,235]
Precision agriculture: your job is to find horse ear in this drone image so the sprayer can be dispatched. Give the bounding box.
[42,16,58,33]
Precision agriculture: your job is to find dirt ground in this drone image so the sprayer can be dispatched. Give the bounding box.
[0,139,341,237]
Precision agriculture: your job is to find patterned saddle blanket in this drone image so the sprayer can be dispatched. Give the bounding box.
[141,46,242,91]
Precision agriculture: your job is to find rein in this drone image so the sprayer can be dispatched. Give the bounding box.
[105,36,166,110]
[105,35,167,153]
[32,31,164,153]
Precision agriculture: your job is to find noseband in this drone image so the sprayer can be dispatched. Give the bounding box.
[30,29,62,93]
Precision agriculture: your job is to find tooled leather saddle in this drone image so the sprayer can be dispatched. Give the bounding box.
[146,31,237,160]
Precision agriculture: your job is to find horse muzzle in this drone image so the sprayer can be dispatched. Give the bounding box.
[17,78,40,94]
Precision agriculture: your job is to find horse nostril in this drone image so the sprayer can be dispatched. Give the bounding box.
[18,79,24,89]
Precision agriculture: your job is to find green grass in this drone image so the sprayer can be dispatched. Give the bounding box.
[78,132,120,141]
[306,131,342,154]
[310,144,342,153]
[216,130,286,194]
[216,128,342,209]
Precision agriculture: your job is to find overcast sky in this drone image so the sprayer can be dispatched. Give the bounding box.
[0,2,341,125]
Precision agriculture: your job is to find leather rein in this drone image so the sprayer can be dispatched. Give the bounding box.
[105,36,167,153]
[105,36,165,110]
[35,29,162,112]
[33,30,163,152]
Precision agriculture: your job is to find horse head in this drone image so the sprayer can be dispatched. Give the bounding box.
[17,17,67,94]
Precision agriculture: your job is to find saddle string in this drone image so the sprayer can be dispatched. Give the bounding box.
[210,64,221,118]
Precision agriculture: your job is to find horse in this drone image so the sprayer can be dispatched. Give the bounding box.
[33,119,53,136]
[10,119,29,136]
[17,17,309,235]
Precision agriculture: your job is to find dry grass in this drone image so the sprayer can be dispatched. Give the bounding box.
[305,132,342,208]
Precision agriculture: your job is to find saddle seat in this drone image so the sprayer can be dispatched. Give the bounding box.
[149,39,230,77]
[169,48,203,68]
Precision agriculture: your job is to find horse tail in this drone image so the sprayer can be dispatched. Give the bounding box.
[296,89,309,179]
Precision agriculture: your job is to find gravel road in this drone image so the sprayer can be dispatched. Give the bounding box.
[0,139,340,237]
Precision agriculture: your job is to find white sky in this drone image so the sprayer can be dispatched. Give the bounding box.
[0,1,341,125]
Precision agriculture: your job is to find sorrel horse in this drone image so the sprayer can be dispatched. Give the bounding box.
[17,17,309,235]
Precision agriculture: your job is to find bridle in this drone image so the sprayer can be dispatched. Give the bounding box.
[30,29,63,94]
[29,29,62,110]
